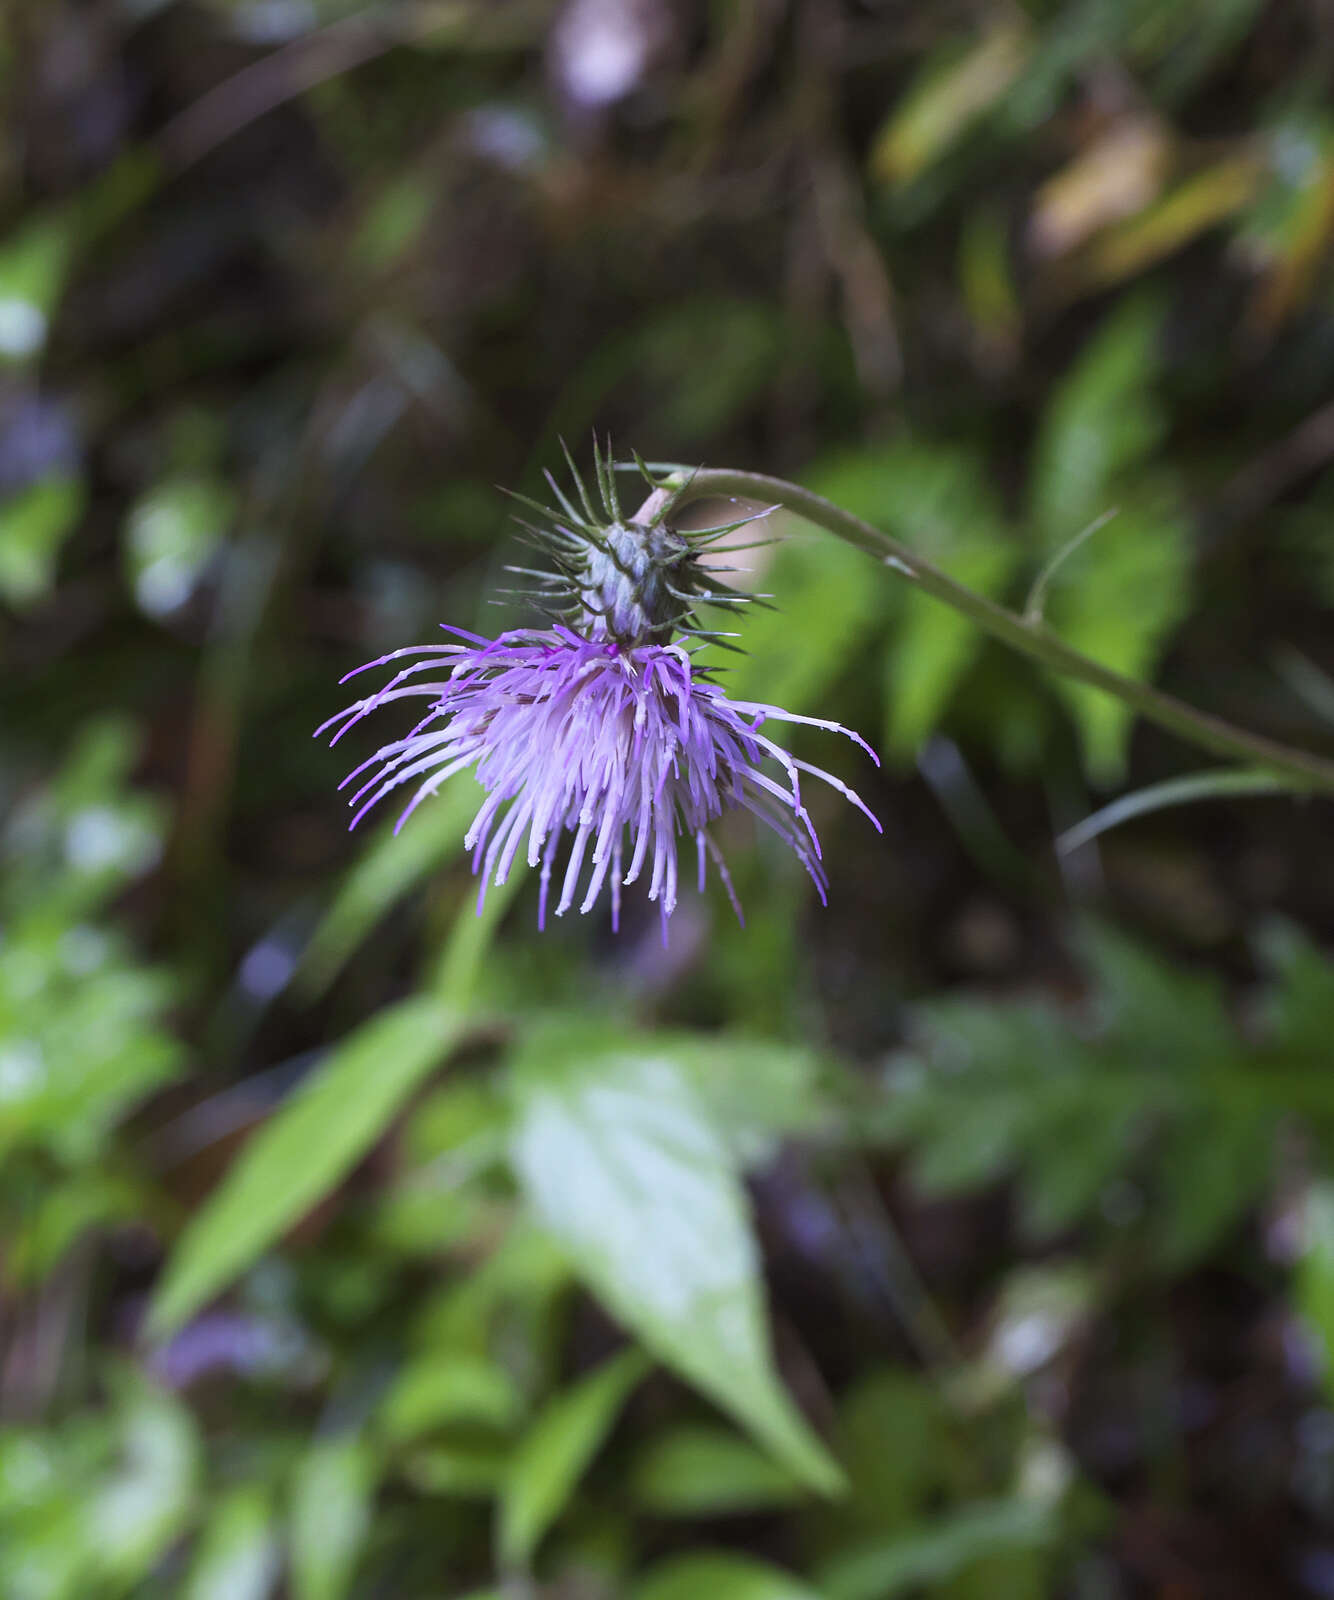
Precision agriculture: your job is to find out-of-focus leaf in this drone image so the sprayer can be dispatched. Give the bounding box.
[125,476,234,619]
[817,1499,1057,1600]
[0,476,86,607]
[352,175,433,274]
[289,1439,376,1600]
[1030,301,1189,780]
[1258,919,1334,1062]
[1138,0,1265,102]
[807,1368,974,1574]
[298,778,485,998]
[379,1353,523,1443]
[647,1035,830,1167]
[498,1347,648,1569]
[959,206,1020,350]
[542,299,783,465]
[402,1441,511,1499]
[631,1423,805,1516]
[1036,492,1183,780]
[633,1553,827,1600]
[1074,156,1260,291]
[1028,118,1171,259]
[1057,767,1289,854]
[0,215,73,362]
[10,1171,146,1282]
[509,1020,844,1494]
[720,521,883,719]
[983,1264,1094,1384]
[1031,296,1165,544]
[636,299,783,441]
[416,1224,571,1354]
[803,443,1018,759]
[148,997,465,1336]
[88,1375,201,1588]
[1239,111,1334,329]
[871,922,1292,1264]
[870,26,1030,187]
[1298,1182,1334,1403]
[184,1486,279,1600]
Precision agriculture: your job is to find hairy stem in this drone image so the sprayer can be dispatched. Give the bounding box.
[635,469,1334,797]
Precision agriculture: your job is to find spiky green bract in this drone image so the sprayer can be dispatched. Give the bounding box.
[503,441,773,649]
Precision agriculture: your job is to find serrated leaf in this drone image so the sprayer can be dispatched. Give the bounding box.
[509,1021,844,1495]
[148,997,465,1337]
[289,1439,376,1600]
[873,925,1288,1267]
[1028,299,1188,780]
[1045,493,1192,781]
[632,1553,827,1600]
[1031,296,1166,541]
[498,1347,648,1570]
[803,443,1018,759]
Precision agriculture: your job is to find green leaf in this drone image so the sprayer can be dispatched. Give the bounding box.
[125,476,235,619]
[632,1553,828,1600]
[88,1374,201,1587]
[148,997,464,1336]
[1028,299,1188,780]
[801,443,1019,759]
[298,778,485,999]
[289,1439,376,1600]
[827,1370,957,1538]
[1031,296,1166,541]
[631,1423,805,1516]
[184,1487,279,1600]
[498,1347,648,1570]
[379,1353,522,1443]
[509,1021,844,1495]
[817,1499,1057,1600]
[720,523,883,719]
[869,26,1029,187]
[1047,492,1192,781]
[1297,1181,1334,1403]
[647,1036,829,1167]
[403,1441,511,1499]
[0,477,86,607]
[1056,767,1290,854]
[0,214,74,362]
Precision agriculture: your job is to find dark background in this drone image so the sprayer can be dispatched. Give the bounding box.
[7,1,1334,1595]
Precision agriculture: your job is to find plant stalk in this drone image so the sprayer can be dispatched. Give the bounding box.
[635,468,1334,798]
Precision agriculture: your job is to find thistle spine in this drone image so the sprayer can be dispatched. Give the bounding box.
[503,441,773,650]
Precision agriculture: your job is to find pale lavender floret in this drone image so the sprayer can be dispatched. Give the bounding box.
[318,624,881,933]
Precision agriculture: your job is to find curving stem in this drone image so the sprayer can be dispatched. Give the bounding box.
[633,467,1334,799]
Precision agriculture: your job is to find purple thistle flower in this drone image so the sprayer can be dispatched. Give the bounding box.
[320,625,878,933]
[319,448,881,933]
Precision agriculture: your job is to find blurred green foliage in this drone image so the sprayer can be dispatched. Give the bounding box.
[6,1,1334,1596]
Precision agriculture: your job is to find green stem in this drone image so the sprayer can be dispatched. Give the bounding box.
[638,468,1334,798]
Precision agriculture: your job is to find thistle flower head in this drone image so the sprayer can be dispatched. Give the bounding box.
[503,441,763,648]
[319,449,880,933]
